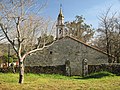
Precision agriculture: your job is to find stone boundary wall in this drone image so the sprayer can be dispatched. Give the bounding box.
[0,68,16,73]
[88,63,120,75]
[0,65,66,75]
[25,65,66,75]
[1,64,120,76]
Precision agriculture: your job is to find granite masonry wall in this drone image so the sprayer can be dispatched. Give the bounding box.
[25,65,66,75]
[25,37,108,76]
[1,63,120,76]
[0,65,66,75]
[88,63,120,75]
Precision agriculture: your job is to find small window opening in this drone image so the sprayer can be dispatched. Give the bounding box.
[50,51,53,54]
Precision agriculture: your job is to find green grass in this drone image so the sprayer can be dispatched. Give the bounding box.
[0,72,120,90]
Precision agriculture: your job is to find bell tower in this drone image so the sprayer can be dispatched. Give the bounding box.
[56,4,65,39]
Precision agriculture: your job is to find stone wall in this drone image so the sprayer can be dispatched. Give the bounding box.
[88,64,120,75]
[1,63,120,76]
[0,65,66,75]
[0,67,19,73]
[25,37,108,76]
[25,65,66,75]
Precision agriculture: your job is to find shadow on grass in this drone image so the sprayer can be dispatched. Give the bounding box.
[74,71,115,79]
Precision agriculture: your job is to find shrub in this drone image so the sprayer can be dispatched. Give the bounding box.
[84,71,115,79]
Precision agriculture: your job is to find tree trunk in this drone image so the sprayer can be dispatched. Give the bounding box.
[19,61,24,84]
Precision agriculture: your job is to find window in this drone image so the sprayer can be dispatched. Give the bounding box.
[50,51,53,54]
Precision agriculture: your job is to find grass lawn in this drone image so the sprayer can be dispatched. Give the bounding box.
[0,72,120,90]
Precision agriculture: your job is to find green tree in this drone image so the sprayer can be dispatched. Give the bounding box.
[65,15,94,43]
[37,34,54,48]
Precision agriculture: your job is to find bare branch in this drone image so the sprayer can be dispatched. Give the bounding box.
[21,40,56,62]
[0,36,6,41]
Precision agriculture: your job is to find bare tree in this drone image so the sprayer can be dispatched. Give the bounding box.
[111,17,120,62]
[96,7,120,63]
[0,0,55,84]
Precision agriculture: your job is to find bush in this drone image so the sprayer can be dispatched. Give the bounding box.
[84,71,115,79]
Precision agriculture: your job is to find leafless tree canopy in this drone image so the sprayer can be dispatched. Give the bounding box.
[94,7,120,63]
[0,0,55,84]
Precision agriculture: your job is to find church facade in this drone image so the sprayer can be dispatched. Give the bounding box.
[25,7,109,76]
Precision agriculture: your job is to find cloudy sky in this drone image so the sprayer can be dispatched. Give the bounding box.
[41,0,120,29]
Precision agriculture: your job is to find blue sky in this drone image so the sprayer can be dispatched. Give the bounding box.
[40,0,120,29]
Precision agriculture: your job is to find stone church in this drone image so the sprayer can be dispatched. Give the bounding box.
[25,7,109,76]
